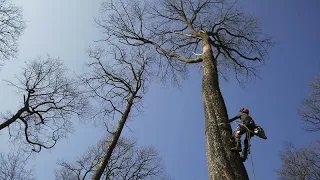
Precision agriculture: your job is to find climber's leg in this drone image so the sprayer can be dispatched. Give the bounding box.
[241,132,254,162]
[231,126,245,152]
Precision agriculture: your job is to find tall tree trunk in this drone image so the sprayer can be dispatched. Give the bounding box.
[92,96,135,180]
[200,32,249,180]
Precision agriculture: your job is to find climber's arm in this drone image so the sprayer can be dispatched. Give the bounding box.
[229,114,241,123]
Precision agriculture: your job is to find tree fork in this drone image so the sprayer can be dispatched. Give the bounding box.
[201,32,249,180]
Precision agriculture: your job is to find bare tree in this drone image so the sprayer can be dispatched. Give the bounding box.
[277,74,320,179]
[95,0,272,179]
[298,74,320,132]
[276,141,320,180]
[55,135,169,180]
[0,151,35,180]
[0,0,25,64]
[81,45,152,179]
[0,56,88,152]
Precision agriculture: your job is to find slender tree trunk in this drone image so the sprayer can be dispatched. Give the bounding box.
[200,32,249,180]
[92,96,135,180]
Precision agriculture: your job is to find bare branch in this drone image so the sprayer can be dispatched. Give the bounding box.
[82,45,151,125]
[80,44,156,180]
[0,151,35,180]
[276,141,320,180]
[95,0,272,179]
[55,135,170,180]
[96,0,271,84]
[298,74,320,132]
[0,56,88,152]
[0,0,25,64]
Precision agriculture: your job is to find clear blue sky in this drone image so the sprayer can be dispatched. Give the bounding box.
[0,0,319,180]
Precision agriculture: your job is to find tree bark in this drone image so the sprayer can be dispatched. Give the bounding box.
[200,32,249,180]
[91,96,135,180]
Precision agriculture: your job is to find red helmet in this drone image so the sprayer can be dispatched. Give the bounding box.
[240,108,249,114]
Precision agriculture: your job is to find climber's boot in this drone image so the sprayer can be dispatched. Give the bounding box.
[230,136,242,152]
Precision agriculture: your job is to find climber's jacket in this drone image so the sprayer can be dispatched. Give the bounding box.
[229,112,256,129]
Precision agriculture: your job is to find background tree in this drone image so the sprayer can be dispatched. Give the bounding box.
[95,0,272,179]
[0,0,25,64]
[0,56,88,152]
[276,141,320,180]
[298,74,320,132]
[0,151,35,180]
[81,45,152,179]
[277,74,320,179]
[55,135,169,180]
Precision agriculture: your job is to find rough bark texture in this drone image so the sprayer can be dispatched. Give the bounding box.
[93,1,272,179]
[201,32,249,180]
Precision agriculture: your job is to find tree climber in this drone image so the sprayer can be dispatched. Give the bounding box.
[229,108,256,162]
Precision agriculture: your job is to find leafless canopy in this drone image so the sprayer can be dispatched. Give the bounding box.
[81,45,154,179]
[55,135,169,180]
[298,74,320,132]
[0,0,25,64]
[82,45,152,127]
[95,0,271,82]
[0,151,35,180]
[276,141,320,180]
[0,56,88,152]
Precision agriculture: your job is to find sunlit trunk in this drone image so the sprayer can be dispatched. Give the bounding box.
[201,32,249,180]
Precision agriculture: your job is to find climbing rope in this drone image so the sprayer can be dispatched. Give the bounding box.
[249,147,257,180]
[242,124,257,180]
